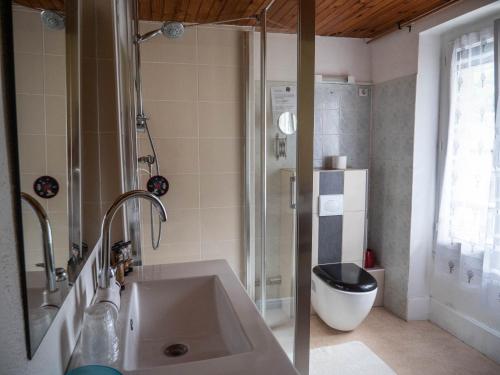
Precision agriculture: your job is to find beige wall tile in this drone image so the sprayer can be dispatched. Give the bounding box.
[200,173,242,208]
[16,94,44,134]
[198,101,243,138]
[344,169,367,212]
[44,54,66,96]
[21,208,43,254]
[197,27,243,67]
[19,134,46,174]
[46,135,67,175]
[341,211,365,263]
[198,65,242,102]
[45,95,67,135]
[141,63,197,101]
[43,28,65,55]
[142,138,199,174]
[13,9,43,54]
[54,247,69,268]
[14,53,43,94]
[50,211,69,250]
[201,207,242,242]
[201,240,243,278]
[142,100,197,138]
[141,208,200,245]
[199,138,243,174]
[142,242,201,266]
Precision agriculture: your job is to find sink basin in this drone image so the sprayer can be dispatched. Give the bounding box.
[69,260,297,375]
[123,276,252,370]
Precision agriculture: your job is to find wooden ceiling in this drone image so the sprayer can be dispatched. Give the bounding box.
[14,0,459,39]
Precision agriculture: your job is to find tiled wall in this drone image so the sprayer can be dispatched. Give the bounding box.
[13,5,68,270]
[314,83,371,169]
[369,74,416,319]
[138,22,245,279]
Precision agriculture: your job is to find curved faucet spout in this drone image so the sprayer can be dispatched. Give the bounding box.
[99,190,167,289]
[21,192,57,292]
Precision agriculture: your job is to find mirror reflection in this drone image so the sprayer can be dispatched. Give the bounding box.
[12,3,71,355]
[277,111,297,135]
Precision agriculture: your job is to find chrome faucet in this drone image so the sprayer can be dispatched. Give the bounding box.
[99,190,167,289]
[21,192,57,292]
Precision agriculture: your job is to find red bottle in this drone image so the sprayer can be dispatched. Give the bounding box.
[365,249,375,268]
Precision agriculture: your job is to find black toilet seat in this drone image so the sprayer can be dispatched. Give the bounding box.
[313,263,377,293]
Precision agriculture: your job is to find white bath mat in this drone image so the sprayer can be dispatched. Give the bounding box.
[310,341,397,375]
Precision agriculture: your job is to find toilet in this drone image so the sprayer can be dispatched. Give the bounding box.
[311,262,377,331]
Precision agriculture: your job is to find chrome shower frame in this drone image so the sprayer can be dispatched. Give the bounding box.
[112,0,143,263]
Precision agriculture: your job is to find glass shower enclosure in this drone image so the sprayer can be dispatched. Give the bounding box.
[245,1,315,373]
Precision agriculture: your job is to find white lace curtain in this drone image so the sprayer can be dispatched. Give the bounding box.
[435,27,500,310]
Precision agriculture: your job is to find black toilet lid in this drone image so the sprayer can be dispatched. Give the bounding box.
[313,263,377,292]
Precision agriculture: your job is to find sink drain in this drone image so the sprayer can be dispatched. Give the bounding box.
[164,343,189,357]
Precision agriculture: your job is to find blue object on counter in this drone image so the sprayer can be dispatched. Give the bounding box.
[66,365,122,375]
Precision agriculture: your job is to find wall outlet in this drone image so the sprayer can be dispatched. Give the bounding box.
[358,88,369,97]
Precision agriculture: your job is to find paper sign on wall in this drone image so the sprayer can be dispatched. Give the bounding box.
[271,86,297,126]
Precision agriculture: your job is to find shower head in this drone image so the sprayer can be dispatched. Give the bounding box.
[41,10,65,30]
[137,21,185,43]
[160,21,185,39]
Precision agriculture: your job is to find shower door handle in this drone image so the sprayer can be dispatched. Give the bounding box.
[290,175,296,209]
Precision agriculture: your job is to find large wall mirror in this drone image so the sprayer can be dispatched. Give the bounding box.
[10,0,106,358]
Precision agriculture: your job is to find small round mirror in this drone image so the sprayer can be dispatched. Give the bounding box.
[277,112,297,135]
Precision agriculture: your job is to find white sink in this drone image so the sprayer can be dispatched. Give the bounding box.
[123,276,252,370]
[96,260,299,375]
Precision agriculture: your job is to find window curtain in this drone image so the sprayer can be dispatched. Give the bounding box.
[435,27,500,311]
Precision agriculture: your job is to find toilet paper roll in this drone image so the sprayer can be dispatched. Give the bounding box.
[329,155,347,170]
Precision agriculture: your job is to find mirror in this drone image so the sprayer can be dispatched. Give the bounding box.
[11,1,83,357]
[277,111,297,135]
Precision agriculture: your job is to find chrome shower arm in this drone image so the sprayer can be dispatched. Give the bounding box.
[136,28,162,44]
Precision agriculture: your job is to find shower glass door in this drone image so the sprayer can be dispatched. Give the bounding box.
[249,0,305,362]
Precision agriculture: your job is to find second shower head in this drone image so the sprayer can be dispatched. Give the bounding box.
[137,21,184,43]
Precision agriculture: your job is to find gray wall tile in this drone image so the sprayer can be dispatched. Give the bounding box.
[368,74,416,319]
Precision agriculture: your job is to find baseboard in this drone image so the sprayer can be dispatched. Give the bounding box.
[430,298,500,364]
[406,296,430,320]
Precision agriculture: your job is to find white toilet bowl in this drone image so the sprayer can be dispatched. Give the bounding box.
[311,263,377,331]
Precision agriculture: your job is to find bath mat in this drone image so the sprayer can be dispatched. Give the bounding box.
[310,341,397,375]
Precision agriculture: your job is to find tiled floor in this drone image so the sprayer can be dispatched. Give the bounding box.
[310,307,500,375]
